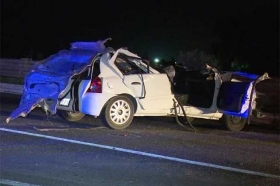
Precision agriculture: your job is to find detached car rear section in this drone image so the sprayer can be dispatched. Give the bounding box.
[173,67,270,131]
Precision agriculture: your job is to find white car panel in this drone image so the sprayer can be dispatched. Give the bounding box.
[99,53,121,78]
[136,94,175,114]
[123,74,145,98]
[81,92,113,116]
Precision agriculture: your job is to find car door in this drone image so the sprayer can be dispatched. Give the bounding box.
[217,72,269,118]
[123,74,145,98]
[136,73,175,112]
[123,73,174,112]
[114,52,174,113]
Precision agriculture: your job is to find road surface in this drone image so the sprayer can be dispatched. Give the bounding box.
[0,93,279,186]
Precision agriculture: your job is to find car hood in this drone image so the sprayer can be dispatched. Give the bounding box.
[6,39,111,123]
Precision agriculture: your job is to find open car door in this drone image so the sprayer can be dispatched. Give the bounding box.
[217,72,270,118]
[57,55,101,112]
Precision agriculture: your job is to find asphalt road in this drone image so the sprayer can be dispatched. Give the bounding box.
[0,93,279,186]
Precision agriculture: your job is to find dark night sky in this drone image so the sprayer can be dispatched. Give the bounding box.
[1,0,279,76]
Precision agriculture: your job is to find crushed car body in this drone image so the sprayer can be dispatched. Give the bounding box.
[6,38,112,123]
[6,39,270,131]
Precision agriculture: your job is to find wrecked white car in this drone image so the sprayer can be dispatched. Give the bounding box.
[6,39,269,131]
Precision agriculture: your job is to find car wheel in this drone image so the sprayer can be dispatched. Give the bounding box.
[58,110,85,121]
[223,115,247,131]
[102,96,134,130]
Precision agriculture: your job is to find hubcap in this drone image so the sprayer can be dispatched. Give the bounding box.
[110,100,131,125]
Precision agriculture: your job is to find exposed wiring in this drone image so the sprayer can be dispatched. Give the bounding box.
[162,65,198,132]
[173,98,197,132]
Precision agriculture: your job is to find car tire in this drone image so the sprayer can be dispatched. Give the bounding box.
[102,96,134,130]
[58,110,85,121]
[222,115,247,131]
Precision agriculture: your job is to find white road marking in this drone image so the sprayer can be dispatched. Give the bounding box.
[0,179,40,186]
[1,127,279,179]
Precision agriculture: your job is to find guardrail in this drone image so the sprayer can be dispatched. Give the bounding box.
[0,83,23,95]
[0,58,38,78]
[0,58,37,95]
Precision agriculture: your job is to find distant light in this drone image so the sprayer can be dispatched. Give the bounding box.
[154,58,159,63]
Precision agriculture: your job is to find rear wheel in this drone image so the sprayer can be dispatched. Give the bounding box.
[58,110,85,121]
[223,115,247,131]
[102,96,134,130]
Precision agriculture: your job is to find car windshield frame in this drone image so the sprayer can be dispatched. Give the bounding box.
[114,54,149,75]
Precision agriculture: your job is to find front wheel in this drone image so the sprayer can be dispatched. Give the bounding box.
[57,110,85,122]
[102,96,134,130]
[222,115,247,131]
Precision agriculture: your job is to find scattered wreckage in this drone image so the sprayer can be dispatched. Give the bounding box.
[6,38,271,131]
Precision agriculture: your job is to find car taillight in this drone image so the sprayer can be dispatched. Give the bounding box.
[87,77,102,93]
